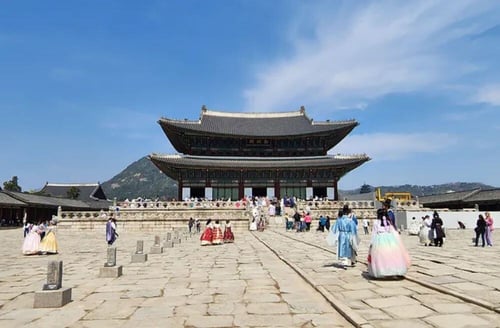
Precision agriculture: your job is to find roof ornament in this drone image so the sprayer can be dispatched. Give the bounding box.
[300,106,305,113]
[202,105,207,112]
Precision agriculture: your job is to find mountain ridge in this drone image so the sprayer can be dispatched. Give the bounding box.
[101,156,497,200]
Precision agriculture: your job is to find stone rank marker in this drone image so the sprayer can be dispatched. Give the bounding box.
[150,235,163,254]
[99,247,123,278]
[34,260,72,308]
[163,233,174,248]
[131,240,148,263]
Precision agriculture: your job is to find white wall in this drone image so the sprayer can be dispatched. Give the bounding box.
[397,209,500,230]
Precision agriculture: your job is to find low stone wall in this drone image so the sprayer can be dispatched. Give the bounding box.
[58,208,252,233]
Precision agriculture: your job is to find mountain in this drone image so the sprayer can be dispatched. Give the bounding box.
[340,182,496,197]
[101,156,177,201]
[101,156,497,200]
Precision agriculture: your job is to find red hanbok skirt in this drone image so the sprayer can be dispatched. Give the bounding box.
[223,227,234,243]
[200,227,213,246]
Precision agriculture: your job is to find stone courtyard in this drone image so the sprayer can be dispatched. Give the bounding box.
[1,225,499,327]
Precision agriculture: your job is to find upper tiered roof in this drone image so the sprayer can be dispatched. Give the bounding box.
[159,106,357,137]
[158,106,359,156]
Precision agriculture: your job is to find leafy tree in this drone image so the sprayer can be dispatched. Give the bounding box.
[67,186,80,199]
[3,176,22,192]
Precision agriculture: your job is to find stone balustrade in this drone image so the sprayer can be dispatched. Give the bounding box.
[56,198,421,233]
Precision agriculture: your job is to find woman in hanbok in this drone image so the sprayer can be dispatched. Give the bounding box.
[418,215,432,246]
[39,221,58,254]
[249,218,257,231]
[200,219,214,246]
[327,209,359,267]
[485,212,494,246]
[223,220,235,243]
[212,220,224,245]
[257,218,265,232]
[22,225,41,255]
[367,208,411,278]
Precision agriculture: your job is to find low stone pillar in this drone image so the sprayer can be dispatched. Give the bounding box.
[99,247,123,278]
[131,240,147,263]
[164,240,174,248]
[34,261,72,308]
[150,235,163,254]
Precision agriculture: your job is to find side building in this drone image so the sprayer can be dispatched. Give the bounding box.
[149,106,370,201]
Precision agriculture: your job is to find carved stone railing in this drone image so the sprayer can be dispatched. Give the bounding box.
[115,200,248,210]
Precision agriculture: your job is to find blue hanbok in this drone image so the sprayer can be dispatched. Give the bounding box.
[327,214,359,266]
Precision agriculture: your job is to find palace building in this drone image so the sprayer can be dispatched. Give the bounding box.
[149,106,369,201]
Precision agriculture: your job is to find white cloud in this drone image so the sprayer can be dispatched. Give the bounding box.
[330,132,458,161]
[474,84,500,106]
[243,0,499,112]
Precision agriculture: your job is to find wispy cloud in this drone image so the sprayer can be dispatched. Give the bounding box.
[331,132,458,161]
[243,0,500,112]
[473,84,500,106]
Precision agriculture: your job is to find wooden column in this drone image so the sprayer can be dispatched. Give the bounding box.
[178,177,183,201]
[333,178,339,201]
[274,170,280,199]
[238,170,244,200]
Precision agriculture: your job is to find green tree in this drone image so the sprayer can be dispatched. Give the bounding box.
[3,176,22,192]
[67,186,80,199]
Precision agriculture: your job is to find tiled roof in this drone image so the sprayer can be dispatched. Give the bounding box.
[0,192,26,206]
[159,108,358,137]
[464,189,500,202]
[418,189,480,204]
[149,154,370,169]
[5,191,91,209]
[40,183,107,201]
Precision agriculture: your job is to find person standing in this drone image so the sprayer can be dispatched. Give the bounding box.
[325,216,331,231]
[327,208,359,267]
[318,215,327,232]
[367,207,411,278]
[304,212,312,231]
[485,212,494,247]
[382,199,396,227]
[212,220,224,244]
[22,224,41,255]
[106,217,118,246]
[431,212,445,247]
[195,218,201,233]
[223,220,235,243]
[188,217,194,234]
[362,218,370,235]
[39,220,58,254]
[419,215,432,246]
[475,214,487,247]
[200,219,214,246]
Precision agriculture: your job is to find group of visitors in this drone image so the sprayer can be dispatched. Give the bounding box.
[22,220,58,255]
[200,219,234,246]
[327,200,411,279]
[188,217,201,234]
[285,210,316,232]
[418,211,446,247]
[475,212,494,247]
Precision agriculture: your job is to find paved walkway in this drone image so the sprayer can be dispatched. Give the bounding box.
[0,228,351,327]
[0,226,499,327]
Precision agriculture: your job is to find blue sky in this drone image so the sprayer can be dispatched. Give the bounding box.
[1,0,500,192]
